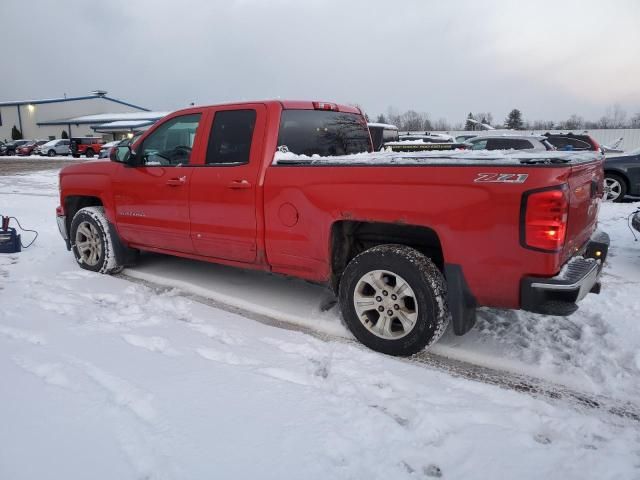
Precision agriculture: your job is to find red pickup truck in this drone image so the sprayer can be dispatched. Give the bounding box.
[56,100,609,356]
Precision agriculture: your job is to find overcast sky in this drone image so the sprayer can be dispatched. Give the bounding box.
[3,0,639,125]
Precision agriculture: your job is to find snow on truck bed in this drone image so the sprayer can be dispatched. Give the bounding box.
[272,149,601,166]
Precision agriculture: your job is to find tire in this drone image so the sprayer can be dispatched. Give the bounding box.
[48,149,56,157]
[603,173,627,202]
[85,149,95,158]
[338,244,449,356]
[70,206,123,274]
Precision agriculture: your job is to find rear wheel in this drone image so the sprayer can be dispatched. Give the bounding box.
[603,173,627,202]
[339,244,449,356]
[48,149,56,157]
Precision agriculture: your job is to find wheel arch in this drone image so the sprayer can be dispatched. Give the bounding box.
[603,169,630,190]
[329,220,444,293]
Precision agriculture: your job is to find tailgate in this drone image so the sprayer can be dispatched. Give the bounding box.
[562,158,603,263]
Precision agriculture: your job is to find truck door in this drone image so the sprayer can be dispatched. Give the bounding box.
[112,112,205,253]
[189,104,267,263]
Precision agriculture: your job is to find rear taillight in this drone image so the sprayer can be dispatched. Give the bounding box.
[588,137,600,152]
[521,186,569,252]
[313,102,338,111]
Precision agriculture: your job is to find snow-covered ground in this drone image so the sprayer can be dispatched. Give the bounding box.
[1,169,639,479]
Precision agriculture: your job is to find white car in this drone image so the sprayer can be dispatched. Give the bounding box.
[465,135,555,152]
[38,139,71,157]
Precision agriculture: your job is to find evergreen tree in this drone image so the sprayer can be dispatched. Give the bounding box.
[61,130,69,139]
[464,113,475,130]
[376,114,387,124]
[11,125,22,140]
[505,109,523,130]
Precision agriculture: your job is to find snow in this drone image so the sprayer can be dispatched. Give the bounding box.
[272,149,600,165]
[57,111,169,123]
[367,122,398,129]
[1,168,639,479]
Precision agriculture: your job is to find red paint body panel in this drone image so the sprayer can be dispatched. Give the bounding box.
[58,100,604,311]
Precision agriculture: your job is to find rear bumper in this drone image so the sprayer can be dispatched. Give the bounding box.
[520,230,609,316]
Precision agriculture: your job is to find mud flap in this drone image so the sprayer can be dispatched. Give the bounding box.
[444,264,477,335]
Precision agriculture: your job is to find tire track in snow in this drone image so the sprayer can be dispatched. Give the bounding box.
[118,272,640,423]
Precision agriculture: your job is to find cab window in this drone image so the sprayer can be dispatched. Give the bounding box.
[139,114,201,166]
[206,110,256,165]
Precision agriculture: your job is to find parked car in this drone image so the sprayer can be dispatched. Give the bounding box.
[37,139,71,157]
[367,123,399,151]
[17,140,48,156]
[0,139,32,156]
[98,140,122,159]
[455,134,478,143]
[70,137,106,158]
[399,132,454,143]
[98,134,144,159]
[543,132,601,152]
[466,135,555,152]
[602,148,640,202]
[56,100,609,357]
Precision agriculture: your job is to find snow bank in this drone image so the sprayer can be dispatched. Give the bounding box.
[1,169,639,479]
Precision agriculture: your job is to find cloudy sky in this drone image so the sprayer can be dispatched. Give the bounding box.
[3,0,639,125]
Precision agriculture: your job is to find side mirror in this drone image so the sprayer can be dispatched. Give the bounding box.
[110,145,135,165]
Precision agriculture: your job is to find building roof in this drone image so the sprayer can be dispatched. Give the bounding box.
[0,94,150,111]
[37,111,169,126]
[92,120,158,133]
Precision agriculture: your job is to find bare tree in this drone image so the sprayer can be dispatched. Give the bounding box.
[562,114,584,130]
[631,112,640,128]
[433,118,451,131]
[401,110,424,131]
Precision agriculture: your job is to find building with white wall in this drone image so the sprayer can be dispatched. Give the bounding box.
[0,91,166,142]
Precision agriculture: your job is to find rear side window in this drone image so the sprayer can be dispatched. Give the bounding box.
[547,137,592,151]
[206,110,256,165]
[470,139,488,150]
[486,138,533,150]
[383,128,399,143]
[278,110,372,157]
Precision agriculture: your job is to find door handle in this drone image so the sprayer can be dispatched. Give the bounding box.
[166,176,187,186]
[227,180,252,189]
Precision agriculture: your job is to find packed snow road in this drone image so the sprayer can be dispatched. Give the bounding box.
[1,166,639,479]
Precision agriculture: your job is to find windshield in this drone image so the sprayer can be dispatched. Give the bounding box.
[278,110,372,157]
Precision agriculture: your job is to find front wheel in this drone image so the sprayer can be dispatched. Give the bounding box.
[339,244,449,356]
[48,149,56,157]
[70,206,123,274]
[85,149,95,158]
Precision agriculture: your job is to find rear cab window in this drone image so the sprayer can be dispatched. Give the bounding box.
[278,110,372,157]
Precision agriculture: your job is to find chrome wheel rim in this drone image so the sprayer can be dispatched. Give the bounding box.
[353,269,419,340]
[75,221,102,266]
[604,178,622,201]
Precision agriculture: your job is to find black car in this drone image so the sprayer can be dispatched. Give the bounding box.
[0,139,32,156]
[603,149,640,202]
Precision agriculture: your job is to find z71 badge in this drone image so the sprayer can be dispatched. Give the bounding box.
[474,173,529,184]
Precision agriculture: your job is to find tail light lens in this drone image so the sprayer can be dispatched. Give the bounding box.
[521,187,569,252]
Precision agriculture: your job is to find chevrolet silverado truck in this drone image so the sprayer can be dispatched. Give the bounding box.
[56,100,609,356]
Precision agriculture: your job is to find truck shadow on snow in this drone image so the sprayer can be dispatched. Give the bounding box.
[128,251,640,406]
